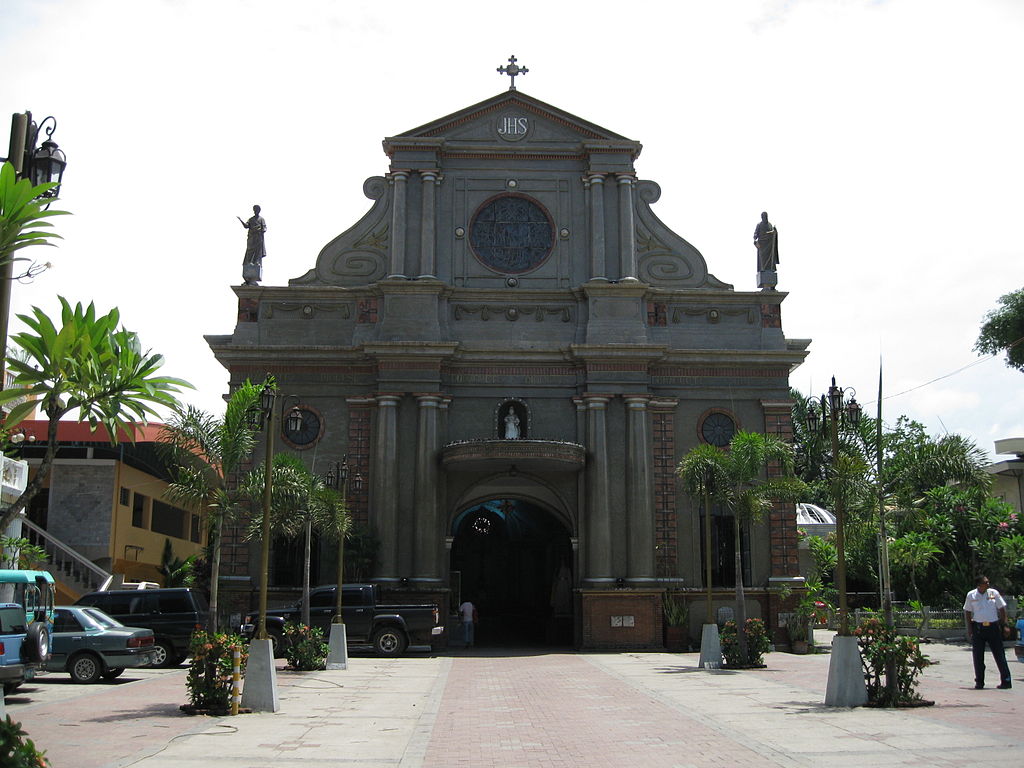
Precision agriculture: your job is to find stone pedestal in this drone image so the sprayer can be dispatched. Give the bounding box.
[824,635,867,707]
[242,263,262,285]
[326,623,349,670]
[240,639,278,712]
[699,623,722,669]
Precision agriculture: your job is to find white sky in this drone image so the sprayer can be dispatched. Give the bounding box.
[1,0,1021,459]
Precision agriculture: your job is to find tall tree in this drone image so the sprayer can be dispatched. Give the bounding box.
[975,287,1024,371]
[159,381,262,631]
[242,453,350,627]
[0,297,190,532]
[678,431,806,663]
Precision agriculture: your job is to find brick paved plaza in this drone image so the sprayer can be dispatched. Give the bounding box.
[11,639,1023,767]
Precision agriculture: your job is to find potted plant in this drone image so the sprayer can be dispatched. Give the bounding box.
[663,592,689,651]
[786,609,810,654]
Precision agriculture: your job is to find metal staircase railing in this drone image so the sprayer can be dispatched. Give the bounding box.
[17,515,111,596]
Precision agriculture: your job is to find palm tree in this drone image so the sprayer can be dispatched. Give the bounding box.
[679,431,806,664]
[889,531,940,619]
[241,453,350,626]
[159,381,262,631]
[0,297,190,532]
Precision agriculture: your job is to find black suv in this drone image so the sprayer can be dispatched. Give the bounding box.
[74,588,208,667]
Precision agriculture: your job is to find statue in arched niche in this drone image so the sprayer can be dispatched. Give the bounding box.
[499,400,527,440]
[504,411,520,439]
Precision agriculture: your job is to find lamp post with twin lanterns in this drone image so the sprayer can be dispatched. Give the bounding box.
[2,112,68,390]
[323,456,361,670]
[240,378,303,712]
[805,376,868,706]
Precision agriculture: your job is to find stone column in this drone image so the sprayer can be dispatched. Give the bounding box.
[585,173,606,280]
[617,173,636,279]
[413,394,443,583]
[372,394,401,580]
[388,171,408,278]
[583,395,612,583]
[624,395,655,583]
[419,170,440,278]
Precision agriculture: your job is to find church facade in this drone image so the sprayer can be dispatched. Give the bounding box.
[207,85,809,649]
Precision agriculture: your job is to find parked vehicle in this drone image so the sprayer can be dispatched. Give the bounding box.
[0,570,55,694]
[47,606,158,683]
[242,584,443,657]
[74,588,208,667]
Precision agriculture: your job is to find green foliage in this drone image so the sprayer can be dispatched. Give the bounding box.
[283,622,329,671]
[806,535,837,580]
[854,617,932,706]
[159,538,196,587]
[0,537,47,569]
[186,629,247,712]
[720,618,771,667]
[678,431,806,661]
[0,161,67,269]
[662,592,689,627]
[0,715,49,768]
[975,287,1024,372]
[160,379,264,630]
[0,297,191,533]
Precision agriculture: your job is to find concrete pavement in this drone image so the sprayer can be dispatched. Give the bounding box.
[19,636,1024,767]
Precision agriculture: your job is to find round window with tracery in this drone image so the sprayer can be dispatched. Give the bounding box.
[469,195,554,274]
[701,412,736,447]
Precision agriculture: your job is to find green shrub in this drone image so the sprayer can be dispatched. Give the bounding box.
[662,592,689,628]
[186,629,247,712]
[0,716,48,767]
[720,618,771,666]
[283,622,329,671]
[855,617,932,706]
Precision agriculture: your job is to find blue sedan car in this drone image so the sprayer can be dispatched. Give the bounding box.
[47,606,158,683]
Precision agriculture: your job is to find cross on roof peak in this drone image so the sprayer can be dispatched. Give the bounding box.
[497,55,528,91]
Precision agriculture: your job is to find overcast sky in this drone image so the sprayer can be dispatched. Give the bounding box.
[1,0,1021,459]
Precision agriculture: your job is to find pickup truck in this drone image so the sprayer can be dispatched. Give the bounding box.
[243,584,443,657]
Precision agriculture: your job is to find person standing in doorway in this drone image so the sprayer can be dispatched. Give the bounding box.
[459,599,477,648]
[963,575,1013,689]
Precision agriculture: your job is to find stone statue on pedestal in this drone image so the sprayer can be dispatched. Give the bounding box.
[239,204,267,285]
[754,211,779,290]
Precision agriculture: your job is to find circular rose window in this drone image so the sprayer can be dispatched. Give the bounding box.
[701,412,736,447]
[469,195,554,274]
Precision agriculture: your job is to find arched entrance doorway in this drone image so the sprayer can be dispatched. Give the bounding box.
[451,499,573,647]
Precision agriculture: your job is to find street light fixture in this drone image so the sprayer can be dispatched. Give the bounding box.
[323,453,362,670]
[240,379,302,712]
[805,377,861,636]
[806,375,867,707]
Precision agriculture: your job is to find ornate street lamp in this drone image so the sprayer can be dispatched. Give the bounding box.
[5,113,67,198]
[805,377,861,636]
[806,375,867,707]
[241,379,303,712]
[323,454,362,670]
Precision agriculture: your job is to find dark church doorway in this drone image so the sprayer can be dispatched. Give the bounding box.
[450,499,573,647]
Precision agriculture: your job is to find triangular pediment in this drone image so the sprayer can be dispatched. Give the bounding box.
[383,91,640,159]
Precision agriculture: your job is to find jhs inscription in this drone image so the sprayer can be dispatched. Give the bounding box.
[496,115,529,141]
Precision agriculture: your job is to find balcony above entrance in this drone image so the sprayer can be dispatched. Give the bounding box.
[442,440,585,473]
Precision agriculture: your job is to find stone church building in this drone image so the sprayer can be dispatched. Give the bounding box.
[207,82,809,649]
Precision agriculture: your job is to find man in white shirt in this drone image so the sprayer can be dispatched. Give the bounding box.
[963,575,1012,689]
[459,600,477,648]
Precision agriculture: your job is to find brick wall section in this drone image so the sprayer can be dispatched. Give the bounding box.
[763,402,798,579]
[650,402,677,578]
[580,591,663,649]
[346,401,372,527]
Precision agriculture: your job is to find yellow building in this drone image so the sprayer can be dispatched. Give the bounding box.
[12,421,206,602]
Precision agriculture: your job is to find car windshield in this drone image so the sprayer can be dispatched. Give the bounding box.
[0,606,26,634]
[80,607,125,628]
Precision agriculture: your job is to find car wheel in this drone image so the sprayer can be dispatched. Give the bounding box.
[26,622,50,663]
[101,667,125,680]
[69,652,103,684]
[3,682,22,695]
[371,626,408,657]
[151,640,176,668]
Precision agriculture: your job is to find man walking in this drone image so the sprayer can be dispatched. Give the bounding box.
[963,575,1013,689]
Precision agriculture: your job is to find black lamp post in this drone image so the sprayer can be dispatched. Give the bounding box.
[806,376,862,636]
[1,112,68,394]
[324,455,362,623]
[248,381,303,640]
